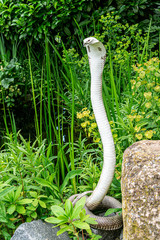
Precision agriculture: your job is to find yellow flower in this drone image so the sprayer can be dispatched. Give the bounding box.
[89,114,95,120]
[154,72,160,78]
[82,107,87,111]
[81,122,87,128]
[88,127,92,132]
[127,115,135,121]
[131,109,136,113]
[144,92,152,100]
[148,66,155,71]
[145,102,152,108]
[82,110,90,117]
[145,130,153,139]
[131,80,136,85]
[91,123,97,128]
[134,126,141,132]
[77,112,83,119]
[154,96,159,100]
[93,137,100,143]
[147,82,154,89]
[154,85,160,92]
[113,134,118,139]
[135,115,142,122]
[136,82,141,88]
[139,71,145,79]
[135,133,143,140]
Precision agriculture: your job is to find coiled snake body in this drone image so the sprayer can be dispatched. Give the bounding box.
[69,37,123,230]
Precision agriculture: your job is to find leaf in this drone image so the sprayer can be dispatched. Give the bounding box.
[64,27,71,36]
[51,205,66,217]
[14,185,22,201]
[57,215,68,221]
[31,212,37,219]
[0,202,6,216]
[34,177,59,192]
[26,205,36,211]
[7,221,16,229]
[29,191,37,198]
[60,169,82,193]
[0,215,8,223]
[7,204,16,215]
[26,217,32,222]
[73,221,90,230]
[38,200,46,208]
[57,226,73,236]
[79,214,89,222]
[16,205,26,214]
[71,196,86,219]
[17,199,33,205]
[0,187,15,198]
[32,199,38,207]
[104,208,122,216]
[86,217,97,225]
[45,217,63,224]
[65,199,73,217]
[136,119,149,128]
[1,78,14,89]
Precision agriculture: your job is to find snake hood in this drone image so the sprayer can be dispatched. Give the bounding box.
[83,37,106,60]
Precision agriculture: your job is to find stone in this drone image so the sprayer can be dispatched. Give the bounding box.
[121,140,160,240]
[11,220,70,240]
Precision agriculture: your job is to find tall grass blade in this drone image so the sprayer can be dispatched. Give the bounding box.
[27,45,40,139]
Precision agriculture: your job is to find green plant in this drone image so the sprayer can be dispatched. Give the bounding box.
[45,196,101,240]
[0,0,104,49]
[118,57,160,144]
[0,58,23,107]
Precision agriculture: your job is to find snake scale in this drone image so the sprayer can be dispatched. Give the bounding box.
[69,37,123,230]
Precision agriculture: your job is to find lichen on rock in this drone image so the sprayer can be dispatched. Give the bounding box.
[121,140,160,240]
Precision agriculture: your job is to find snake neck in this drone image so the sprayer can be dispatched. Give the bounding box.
[86,55,116,210]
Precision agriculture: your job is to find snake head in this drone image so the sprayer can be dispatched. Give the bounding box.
[83,37,99,47]
[83,37,106,60]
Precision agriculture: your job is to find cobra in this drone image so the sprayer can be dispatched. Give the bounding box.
[69,37,123,230]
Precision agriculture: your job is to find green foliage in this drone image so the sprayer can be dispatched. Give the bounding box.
[0,58,23,107]
[0,0,100,45]
[45,197,101,240]
[0,182,49,239]
[104,207,122,217]
[119,57,160,143]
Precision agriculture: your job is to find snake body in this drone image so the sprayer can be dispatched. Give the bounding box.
[69,37,122,230]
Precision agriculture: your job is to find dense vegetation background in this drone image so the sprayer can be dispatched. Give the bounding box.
[0,0,160,239]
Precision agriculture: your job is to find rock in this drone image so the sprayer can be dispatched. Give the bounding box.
[11,220,70,240]
[121,140,160,240]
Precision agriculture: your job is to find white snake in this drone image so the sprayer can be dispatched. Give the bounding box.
[69,37,122,230]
